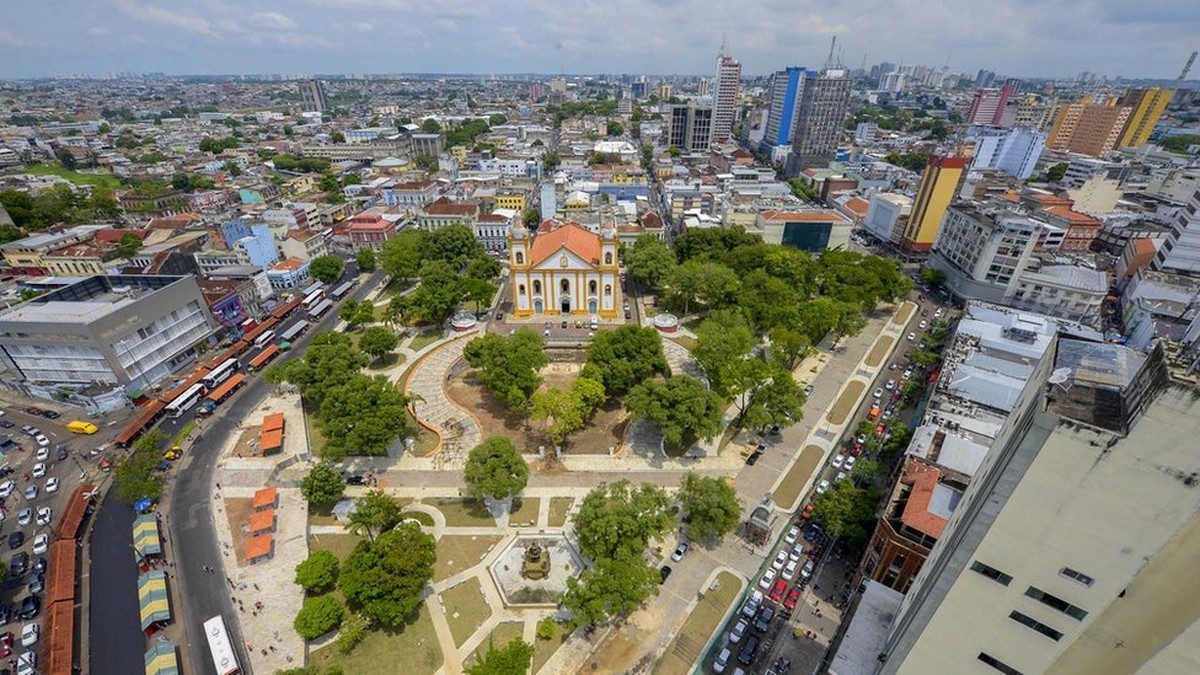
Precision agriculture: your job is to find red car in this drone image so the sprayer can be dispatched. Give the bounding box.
[24,407,42,416]
[769,579,788,603]
[784,587,801,612]
[0,643,11,659]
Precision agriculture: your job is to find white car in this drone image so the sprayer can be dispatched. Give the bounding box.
[885,379,896,390]
[0,480,14,498]
[873,387,884,398]
[919,320,928,329]
[801,559,816,579]
[36,507,51,526]
[729,619,748,644]
[30,462,46,479]
[845,456,857,471]
[35,447,48,462]
[904,367,914,379]
[789,545,805,562]
[714,647,732,674]
[772,549,789,570]
[35,435,49,448]
[835,472,847,482]
[783,559,798,581]
[759,567,777,589]
[816,480,830,495]
[935,308,944,318]
[32,533,49,555]
[785,526,800,544]
[17,508,32,526]
[20,622,38,647]
[44,477,59,494]
[831,454,845,469]
[907,332,917,341]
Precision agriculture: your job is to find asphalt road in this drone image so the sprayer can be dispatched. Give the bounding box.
[168,267,381,675]
[87,493,147,675]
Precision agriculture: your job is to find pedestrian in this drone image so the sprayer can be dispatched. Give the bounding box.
[269,645,275,652]
[253,583,260,590]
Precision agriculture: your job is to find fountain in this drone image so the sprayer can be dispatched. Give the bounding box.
[488,534,584,607]
[520,542,552,580]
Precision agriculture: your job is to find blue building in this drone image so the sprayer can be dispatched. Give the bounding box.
[233,224,280,269]
[220,219,252,249]
[762,67,807,149]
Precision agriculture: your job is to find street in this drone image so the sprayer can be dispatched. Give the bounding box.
[87,493,146,674]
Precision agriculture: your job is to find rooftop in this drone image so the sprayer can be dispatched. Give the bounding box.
[0,224,105,252]
[899,459,955,539]
[530,221,602,266]
[0,275,187,325]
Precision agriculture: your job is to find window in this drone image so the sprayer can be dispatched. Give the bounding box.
[1059,568,1094,587]
[589,280,597,295]
[605,284,612,296]
[1025,587,1088,620]
[604,252,613,265]
[533,280,541,295]
[1009,611,1063,641]
[515,251,524,264]
[970,561,1012,586]
[978,653,1023,675]
[561,279,570,294]
[518,284,526,295]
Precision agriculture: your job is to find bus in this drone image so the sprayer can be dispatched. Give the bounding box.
[279,320,308,344]
[164,383,206,418]
[252,330,276,349]
[203,615,242,675]
[330,281,354,301]
[201,358,240,389]
[301,288,325,310]
[247,344,280,371]
[307,298,334,320]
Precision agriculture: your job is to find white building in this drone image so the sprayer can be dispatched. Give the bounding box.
[1152,185,1200,276]
[712,53,742,144]
[863,193,913,244]
[508,220,620,319]
[968,126,1046,180]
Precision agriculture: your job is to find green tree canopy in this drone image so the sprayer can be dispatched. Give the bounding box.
[339,522,436,627]
[295,550,340,594]
[300,462,346,507]
[113,232,145,259]
[531,376,605,445]
[741,364,807,431]
[562,551,659,628]
[626,375,725,451]
[356,247,376,272]
[463,329,548,411]
[270,332,368,406]
[465,639,535,675]
[768,327,811,370]
[573,480,673,561]
[310,255,345,284]
[358,326,399,361]
[625,233,676,290]
[294,594,345,640]
[692,309,756,398]
[584,325,668,397]
[464,436,529,501]
[678,472,741,541]
[346,489,406,541]
[380,229,425,281]
[810,482,879,550]
[318,374,411,459]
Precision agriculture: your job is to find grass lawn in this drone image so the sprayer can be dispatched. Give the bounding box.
[307,533,365,561]
[408,331,443,353]
[654,571,742,675]
[20,163,123,189]
[466,621,524,667]
[402,510,436,527]
[310,603,442,675]
[827,380,866,426]
[431,498,496,527]
[547,498,572,527]
[380,277,414,299]
[405,410,439,457]
[433,535,504,583]
[668,335,698,352]
[508,497,539,527]
[532,620,570,674]
[440,577,492,647]
[303,406,327,455]
[771,445,825,510]
[308,503,340,527]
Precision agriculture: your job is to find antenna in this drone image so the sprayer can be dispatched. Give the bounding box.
[1176,51,1197,89]
[720,33,728,58]
[825,36,837,70]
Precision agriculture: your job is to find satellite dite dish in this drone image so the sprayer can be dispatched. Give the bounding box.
[1047,367,1073,387]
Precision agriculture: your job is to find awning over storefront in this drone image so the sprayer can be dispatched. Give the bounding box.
[144,639,180,675]
[138,570,171,634]
[133,514,162,560]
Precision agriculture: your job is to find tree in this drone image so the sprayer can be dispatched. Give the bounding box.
[295,550,340,593]
[768,327,811,370]
[626,376,725,452]
[113,232,144,259]
[464,436,529,501]
[356,247,376,272]
[605,121,624,137]
[359,325,399,361]
[488,113,508,126]
[339,522,436,627]
[851,458,884,484]
[574,480,672,561]
[465,639,534,675]
[562,551,660,628]
[463,329,548,411]
[271,332,368,407]
[1044,162,1068,182]
[406,261,464,325]
[424,224,484,267]
[810,482,879,550]
[318,375,411,459]
[584,325,668,397]
[692,309,756,398]
[625,233,675,290]
[523,209,540,227]
[55,147,77,170]
[742,365,807,432]
[330,130,346,143]
[336,612,368,655]
[461,277,496,314]
[662,260,740,315]
[294,594,345,640]
[346,489,405,541]
[678,472,741,541]
[339,299,376,328]
[300,462,346,508]
[728,357,772,420]
[918,267,946,286]
[310,255,344,284]
[531,376,605,445]
[420,118,442,134]
[379,229,425,281]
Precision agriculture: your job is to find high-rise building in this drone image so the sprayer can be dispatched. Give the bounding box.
[712,53,742,144]
[900,155,968,252]
[1047,96,1132,157]
[1115,87,1173,149]
[299,79,329,113]
[666,102,713,153]
[786,69,853,174]
[876,334,1200,675]
[966,79,1019,126]
[1152,185,1200,276]
[968,126,1047,180]
[1013,94,1051,129]
[762,66,807,149]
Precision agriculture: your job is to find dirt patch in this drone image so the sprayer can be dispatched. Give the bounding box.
[589,601,665,673]
[827,380,866,426]
[229,427,262,459]
[772,445,826,510]
[222,497,255,566]
[892,302,915,325]
[865,334,895,369]
[446,363,628,455]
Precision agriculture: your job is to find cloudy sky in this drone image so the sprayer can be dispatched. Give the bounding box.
[0,0,1194,80]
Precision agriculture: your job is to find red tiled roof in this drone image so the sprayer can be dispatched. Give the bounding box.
[262,412,285,432]
[843,197,870,217]
[478,213,510,223]
[425,196,478,216]
[94,228,149,244]
[530,222,602,266]
[272,258,307,272]
[249,509,275,533]
[641,212,663,229]
[1042,205,1101,225]
[245,535,273,560]
[899,460,949,539]
[760,209,850,224]
[260,428,284,452]
[253,487,278,509]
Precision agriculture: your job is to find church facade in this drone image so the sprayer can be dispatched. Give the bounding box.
[508,220,620,319]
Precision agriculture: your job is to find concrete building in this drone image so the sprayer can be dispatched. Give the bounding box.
[342,213,397,252]
[876,336,1200,675]
[966,80,1018,127]
[930,203,1046,301]
[277,228,329,262]
[417,197,479,233]
[1047,97,1132,157]
[0,225,105,276]
[667,102,713,153]
[1065,175,1121,214]
[265,257,311,291]
[476,210,516,253]
[968,126,1046,180]
[712,52,742,145]
[901,155,968,253]
[508,220,620,319]
[755,209,852,251]
[1120,268,1200,349]
[863,193,913,244]
[787,69,853,173]
[0,275,218,404]
[1116,86,1173,149]
[1152,185,1200,276]
[762,66,806,150]
[1007,263,1107,326]
[298,79,329,113]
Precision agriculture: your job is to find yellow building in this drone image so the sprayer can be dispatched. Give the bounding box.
[450,145,469,164]
[508,221,620,318]
[495,190,526,211]
[1116,87,1173,149]
[900,155,967,253]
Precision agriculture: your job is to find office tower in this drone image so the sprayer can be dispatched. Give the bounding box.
[667,102,713,153]
[900,155,967,253]
[1115,87,1173,148]
[878,335,1200,675]
[1047,96,1132,157]
[966,79,1019,127]
[974,69,997,88]
[299,79,329,113]
[787,69,853,173]
[697,77,711,97]
[712,52,742,144]
[1151,185,1200,276]
[762,67,806,149]
[968,126,1047,180]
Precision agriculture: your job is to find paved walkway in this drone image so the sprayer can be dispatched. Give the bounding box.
[403,332,483,461]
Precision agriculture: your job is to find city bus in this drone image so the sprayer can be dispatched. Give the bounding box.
[301,287,325,310]
[163,383,206,418]
[203,615,242,675]
[307,298,334,320]
[201,358,240,389]
[252,330,276,349]
[330,281,354,301]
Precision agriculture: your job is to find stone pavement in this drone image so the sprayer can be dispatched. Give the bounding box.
[402,331,483,461]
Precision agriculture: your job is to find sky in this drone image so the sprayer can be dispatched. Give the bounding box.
[0,0,1196,80]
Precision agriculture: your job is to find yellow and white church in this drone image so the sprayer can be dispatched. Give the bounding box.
[508,220,621,319]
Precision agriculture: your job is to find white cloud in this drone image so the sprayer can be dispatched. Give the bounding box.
[355,21,374,33]
[114,0,219,37]
[0,30,28,47]
[86,26,110,37]
[250,11,298,31]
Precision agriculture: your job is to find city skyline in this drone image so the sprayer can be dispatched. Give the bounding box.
[0,0,1196,80]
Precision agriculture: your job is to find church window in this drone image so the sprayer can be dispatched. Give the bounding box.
[589,280,597,295]
[560,279,570,294]
[605,284,612,296]
[604,252,613,265]
[518,284,526,295]
[515,251,524,264]
[533,280,541,295]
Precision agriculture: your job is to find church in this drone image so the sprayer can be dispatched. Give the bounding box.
[508,220,621,319]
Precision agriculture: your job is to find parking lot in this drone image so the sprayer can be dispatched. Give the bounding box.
[0,404,105,672]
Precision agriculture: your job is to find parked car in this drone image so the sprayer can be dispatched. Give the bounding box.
[0,481,14,499]
[831,454,845,469]
[30,464,45,479]
[7,533,23,550]
[737,635,760,666]
[845,456,857,472]
[745,449,762,466]
[18,426,35,437]
[19,623,36,648]
[729,619,748,644]
[907,332,916,341]
[16,509,31,527]
[0,420,12,429]
[783,559,798,581]
[713,647,732,674]
[8,553,28,578]
[23,408,42,417]
[34,448,47,462]
[31,557,45,574]
[41,410,60,419]
[659,565,671,583]
[919,320,928,329]
[32,535,48,555]
[740,590,764,619]
[27,574,43,596]
[0,605,10,627]
[758,568,777,590]
[670,542,690,562]
[754,604,776,632]
[801,559,816,579]
[56,446,68,461]
[771,550,788,570]
[789,545,805,562]
[784,526,799,544]
[885,378,896,390]
[44,478,59,494]
[22,486,36,501]
[768,579,787,603]
[816,480,830,495]
[784,587,801,612]
[35,508,50,526]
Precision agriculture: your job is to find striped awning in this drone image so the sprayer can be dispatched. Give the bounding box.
[144,639,179,675]
[138,570,171,632]
[132,514,161,560]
